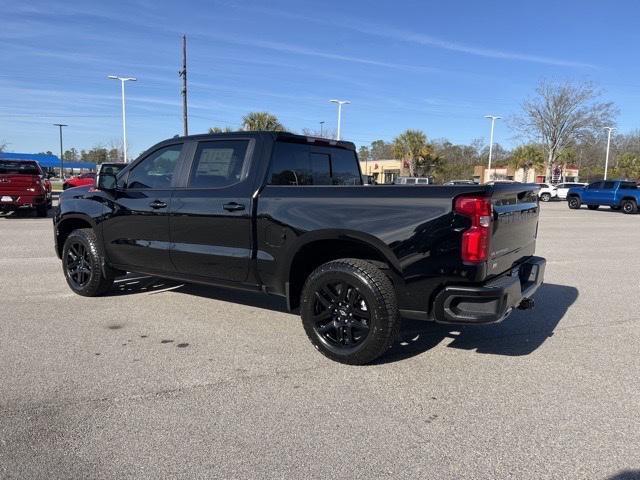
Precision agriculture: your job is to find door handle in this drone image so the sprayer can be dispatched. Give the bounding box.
[149,200,168,209]
[223,202,245,212]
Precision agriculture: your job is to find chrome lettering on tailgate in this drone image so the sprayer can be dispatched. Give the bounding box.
[497,209,538,225]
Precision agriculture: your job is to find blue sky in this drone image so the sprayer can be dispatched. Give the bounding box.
[1,0,639,156]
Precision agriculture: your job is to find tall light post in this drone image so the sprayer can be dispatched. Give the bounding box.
[53,123,67,177]
[329,99,350,140]
[604,126,615,180]
[108,75,137,162]
[484,115,501,182]
[319,121,325,138]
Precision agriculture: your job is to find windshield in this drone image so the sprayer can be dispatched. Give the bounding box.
[0,160,40,175]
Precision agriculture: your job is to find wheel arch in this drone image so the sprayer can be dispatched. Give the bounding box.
[55,214,97,258]
[284,230,401,311]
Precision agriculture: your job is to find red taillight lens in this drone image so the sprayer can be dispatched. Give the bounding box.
[454,196,492,263]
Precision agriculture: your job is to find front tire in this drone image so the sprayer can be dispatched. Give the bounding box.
[62,228,114,296]
[622,199,638,214]
[540,193,551,202]
[300,258,400,365]
[568,196,581,209]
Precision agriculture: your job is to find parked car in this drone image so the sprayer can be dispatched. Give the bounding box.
[567,180,640,214]
[54,132,546,364]
[554,182,587,200]
[536,183,557,202]
[0,159,51,216]
[443,180,477,186]
[394,176,433,185]
[63,171,96,190]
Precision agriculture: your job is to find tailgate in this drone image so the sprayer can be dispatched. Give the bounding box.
[488,184,540,277]
[0,174,40,195]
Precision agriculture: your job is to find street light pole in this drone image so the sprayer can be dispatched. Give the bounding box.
[108,75,137,162]
[53,123,67,178]
[319,121,325,138]
[329,99,350,140]
[604,126,615,180]
[484,115,501,182]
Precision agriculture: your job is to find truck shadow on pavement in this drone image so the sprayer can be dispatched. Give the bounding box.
[108,276,577,364]
[379,283,579,363]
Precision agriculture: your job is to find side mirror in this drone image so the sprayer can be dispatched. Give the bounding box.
[97,172,117,191]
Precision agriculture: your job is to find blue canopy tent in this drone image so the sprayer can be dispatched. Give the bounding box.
[0,152,97,171]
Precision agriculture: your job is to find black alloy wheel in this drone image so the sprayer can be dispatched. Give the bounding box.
[568,197,581,209]
[65,240,92,289]
[622,199,638,214]
[312,280,371,350]
[62,228,114,296]
[301,258,400,365]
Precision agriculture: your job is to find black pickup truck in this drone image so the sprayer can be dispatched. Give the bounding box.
[54,132,545,364]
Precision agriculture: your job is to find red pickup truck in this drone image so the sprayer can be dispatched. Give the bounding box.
[0,159,52,217]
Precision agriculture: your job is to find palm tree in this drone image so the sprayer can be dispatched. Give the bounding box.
[241,112,285,132]
[509,144,544,182]
[392,129,434,176]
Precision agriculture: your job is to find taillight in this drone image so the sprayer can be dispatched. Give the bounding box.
[454,196,492,263]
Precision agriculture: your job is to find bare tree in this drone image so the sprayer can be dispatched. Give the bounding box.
[301,127,337,139]
[513,80,617,181]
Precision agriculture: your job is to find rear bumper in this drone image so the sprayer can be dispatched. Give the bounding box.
[0,194,46,211]
[432,256,546,324]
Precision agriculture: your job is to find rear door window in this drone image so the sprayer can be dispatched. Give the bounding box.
[620,182,637,190]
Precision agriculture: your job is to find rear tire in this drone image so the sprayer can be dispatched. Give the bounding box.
[622,199,638,214]
[62,228,114,296]
[36,204,47,217]
[540,193,551,202]
[300,258,400,365]
[568,196,581,209]
[587,205,599,210]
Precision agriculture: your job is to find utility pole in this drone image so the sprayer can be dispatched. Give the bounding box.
[329,99,350,140]
[319,121,325,137]
[53,123,67,178]
[108,75,137,162]
[179,35,189,136]
[484,115,501,182]
[604,126,614,180]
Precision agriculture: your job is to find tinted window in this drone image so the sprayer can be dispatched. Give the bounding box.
[538,183,549,188]
[405,178,416,184]
[189,140,249,188]
[126,144,182,189]
[0,160,40,175]
[330,149,361,185]
[620,182,637,190]
[602,181,615,190]
[587,182,602,190]
[417,178,429,184]
[268,143,323,185]
[268,142,360,186]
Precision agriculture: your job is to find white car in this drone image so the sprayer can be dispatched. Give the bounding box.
[554,182,587,200]
[536,183,557,202]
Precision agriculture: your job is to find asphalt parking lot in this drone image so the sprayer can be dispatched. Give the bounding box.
[1,202,639,479]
